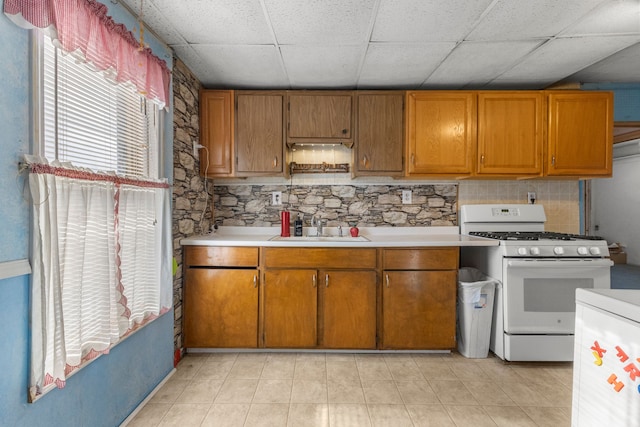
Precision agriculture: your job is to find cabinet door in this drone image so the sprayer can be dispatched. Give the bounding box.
[382,270,457,349]
[235,91,285,175]
[354,92,404,176]
[320,270,377,349]
[547,91,613,177]
[263,269,318,348]
[406,91,475,176]
[477,92,543,176]
[287,92,353,143]
[199,90,234,177]
[184,268,258,348]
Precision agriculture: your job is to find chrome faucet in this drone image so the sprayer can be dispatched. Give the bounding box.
[337,225,343,237]
[312,214,323,236]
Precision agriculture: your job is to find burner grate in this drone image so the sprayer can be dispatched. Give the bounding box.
[468,231,605,241]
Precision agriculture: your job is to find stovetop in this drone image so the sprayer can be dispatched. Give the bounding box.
[468,231,606,242]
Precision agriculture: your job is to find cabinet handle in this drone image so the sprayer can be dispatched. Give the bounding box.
[273,156,278,168]
[385,274,390,288]
[312,274,317,288]
[253,275,257,288]
[411,153,415,165]
[325,273,329,287]
[552,155,556,166]
[480,154,485,164]
[362,155,368,168]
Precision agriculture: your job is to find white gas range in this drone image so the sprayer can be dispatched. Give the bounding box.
[460,204,613,362]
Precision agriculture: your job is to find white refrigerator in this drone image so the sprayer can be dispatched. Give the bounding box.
[572,288,640,427]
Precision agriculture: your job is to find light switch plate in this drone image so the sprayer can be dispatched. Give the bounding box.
[402,190,412,204]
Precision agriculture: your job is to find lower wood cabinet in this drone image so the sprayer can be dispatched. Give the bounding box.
[381,248,459,350]
[184,268,258,348]
[262,248,377,349]
[183,246,259,348]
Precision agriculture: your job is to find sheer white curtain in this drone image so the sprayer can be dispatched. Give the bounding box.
[28,163,171,400]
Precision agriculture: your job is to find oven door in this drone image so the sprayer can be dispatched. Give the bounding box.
[502,258,613,334]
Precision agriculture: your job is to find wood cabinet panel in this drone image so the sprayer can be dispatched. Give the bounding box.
[263,248,376,269]
[184,268,258,348]
[381,270,457,349]
[382,248,459,271]
[320,270,377,349]
[287,92,353,143]
[406,91,475,176]
[235,91,286,176]
[477,92,543,176]
[185,246,259,267]
[546,91,613,177]
[354,92,404,176]
[199,90,234,177]
[263,269,318,348]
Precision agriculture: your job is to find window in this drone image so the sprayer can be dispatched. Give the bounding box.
[28,32,171,401]
[40,34,160,177]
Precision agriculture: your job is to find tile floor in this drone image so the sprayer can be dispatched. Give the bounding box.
[127,351,573,427]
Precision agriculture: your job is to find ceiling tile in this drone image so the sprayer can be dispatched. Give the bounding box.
[120,0,187,45]
[567,42,640,82]
[467,0,606,41]
[358,42,456,88]
[280,45,365,88]
[372,0,494,42]
[263,0,376,44]
[562,0,640,36]
[150,0,273,44]
[424,40,544,88]
[493,35,640,86]
[185,45,289,88]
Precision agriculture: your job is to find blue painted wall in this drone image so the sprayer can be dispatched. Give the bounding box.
[583,82,640,121]
[0,1,174,426]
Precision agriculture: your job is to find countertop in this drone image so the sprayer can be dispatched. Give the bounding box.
[180,226,499,248]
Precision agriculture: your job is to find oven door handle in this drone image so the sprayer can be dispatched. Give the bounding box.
[507,259,614,268]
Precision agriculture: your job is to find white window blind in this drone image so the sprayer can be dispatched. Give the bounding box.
[42,35,159,178]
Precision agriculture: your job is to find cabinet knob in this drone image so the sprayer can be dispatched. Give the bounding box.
[342,129,348,134]
[253,275,257,288]
[312,274,317,288]
[273,156,278,168]
[481,154,485,164]
[385,274,390,288]
[325,273,329,287]
[551,155,556,166]
[362,155,368,168]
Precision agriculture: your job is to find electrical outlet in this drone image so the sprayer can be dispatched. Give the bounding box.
[272,191,282,206]
[528,192,536,204]
[402,190,412,204]
[192,140,200,159]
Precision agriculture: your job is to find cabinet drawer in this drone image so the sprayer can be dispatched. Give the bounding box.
[382,248,458,270]
[264,248,376,269]
[185,246,259,267]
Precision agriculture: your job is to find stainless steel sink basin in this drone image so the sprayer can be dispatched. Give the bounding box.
[270,235,369,242]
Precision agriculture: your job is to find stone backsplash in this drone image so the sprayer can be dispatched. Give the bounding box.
[214,184,458,227]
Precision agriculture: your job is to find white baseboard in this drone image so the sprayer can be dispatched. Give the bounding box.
[119,367,176,426]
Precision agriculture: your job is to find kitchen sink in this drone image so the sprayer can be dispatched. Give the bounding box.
[269,235,370,242]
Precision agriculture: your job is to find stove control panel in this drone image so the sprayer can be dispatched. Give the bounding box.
[491,207,520,217]
[504,243,609,258]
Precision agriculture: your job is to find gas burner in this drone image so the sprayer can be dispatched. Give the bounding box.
[468,231,605,241]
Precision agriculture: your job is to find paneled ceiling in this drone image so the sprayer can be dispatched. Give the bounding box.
[119,0,640,90]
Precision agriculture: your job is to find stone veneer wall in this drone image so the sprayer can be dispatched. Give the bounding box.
[214,184,458,227]
[171,58,211,350]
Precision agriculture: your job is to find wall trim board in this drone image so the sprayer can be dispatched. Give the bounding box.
[0,259,31,280]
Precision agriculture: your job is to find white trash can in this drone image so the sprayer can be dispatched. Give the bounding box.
[457,267,498,358]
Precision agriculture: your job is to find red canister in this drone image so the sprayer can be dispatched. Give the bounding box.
[280,211,290,237]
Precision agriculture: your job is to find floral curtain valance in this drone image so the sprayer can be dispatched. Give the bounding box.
[4,0,171,109]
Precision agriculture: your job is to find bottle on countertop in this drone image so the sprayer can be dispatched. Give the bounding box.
[294,214,303,236]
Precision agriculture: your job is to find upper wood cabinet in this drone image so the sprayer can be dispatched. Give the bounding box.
[353,91,404,177]
[199,90,234,177]
[235,91,286,176]
[405,91,475,176]
[546,91,613,177]
[476,91,544,177]
[287,91,354,145]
